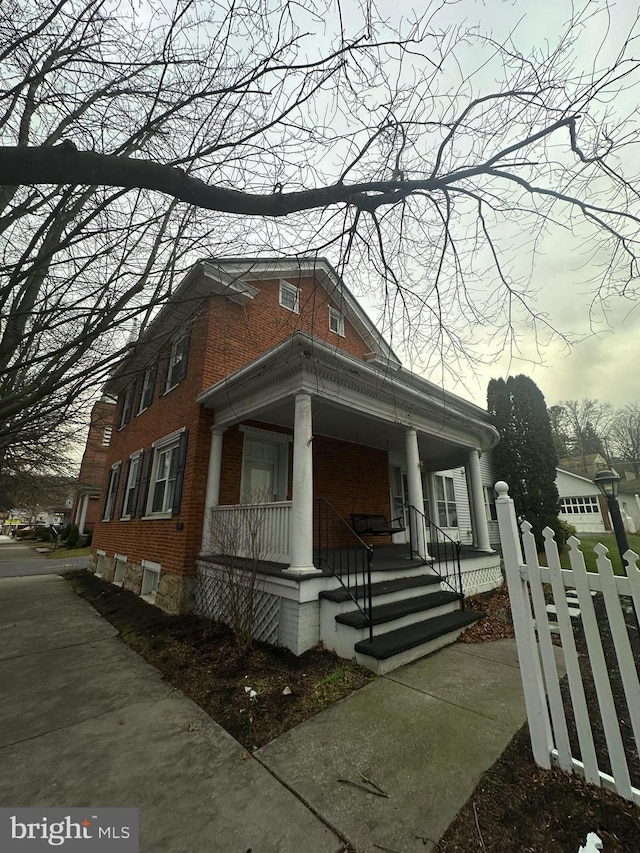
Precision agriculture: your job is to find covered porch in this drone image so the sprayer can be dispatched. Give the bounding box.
[195,332,501,665]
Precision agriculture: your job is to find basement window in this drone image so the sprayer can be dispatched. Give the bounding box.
[141,560,161,602]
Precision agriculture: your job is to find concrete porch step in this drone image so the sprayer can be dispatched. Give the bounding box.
[336,590,460,629]
[320,573,441,604]
[354,610,483,675]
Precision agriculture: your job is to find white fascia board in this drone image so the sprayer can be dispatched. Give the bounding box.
[556,467,600,486]
[205,351,493,451]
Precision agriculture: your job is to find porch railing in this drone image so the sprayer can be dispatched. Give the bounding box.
[407,504,463,604]
[209,501,292,563]
[316,498,374,642]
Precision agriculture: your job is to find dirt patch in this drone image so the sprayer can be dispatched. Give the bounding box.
[64,570,373,749]
[435,725,640,853]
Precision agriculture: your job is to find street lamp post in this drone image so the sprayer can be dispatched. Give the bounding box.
[593,469,630,567]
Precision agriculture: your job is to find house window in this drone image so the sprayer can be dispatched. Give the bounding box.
[141,560,161,600]
[120,451,142,519]
[435,474,457,528]
[118,383,135,429]
[484,486,498,522]
[102,463,121,521]
[279,280,299,313]
[137,365,155,414]
[239,426,291,503]
[144,428,188,517]
[329,306,345,336]
[165,331,189,393]
[102,426,112,446]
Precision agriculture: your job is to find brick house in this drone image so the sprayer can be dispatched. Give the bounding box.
[71,398,117,535]
[91,257,501,672]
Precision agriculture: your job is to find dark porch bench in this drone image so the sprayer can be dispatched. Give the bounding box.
[351,513,405,537]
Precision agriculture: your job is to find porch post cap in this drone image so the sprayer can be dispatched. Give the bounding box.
[495,481,509,497]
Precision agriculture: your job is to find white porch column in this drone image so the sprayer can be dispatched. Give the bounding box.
[77,494,89,535]
[467,448,493,552]
[405,428,430,560]
[285,393,320,575]
[426,472,438,526]
[201,427,225,551]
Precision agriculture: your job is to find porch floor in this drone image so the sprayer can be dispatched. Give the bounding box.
[198,542,498,581]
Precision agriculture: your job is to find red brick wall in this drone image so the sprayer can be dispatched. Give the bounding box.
[201,277,371,390]
[92,307,214,577]
[313,435,391,543]
[77,401,116,488]
[92,272,383,579]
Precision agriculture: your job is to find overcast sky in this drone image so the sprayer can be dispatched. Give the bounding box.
[359,0,640,412]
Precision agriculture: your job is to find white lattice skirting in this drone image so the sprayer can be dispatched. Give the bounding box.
[195,562,280,645]
[461,562,504,596]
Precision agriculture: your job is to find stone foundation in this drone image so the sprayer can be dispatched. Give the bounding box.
[122,562,143,595]
[156,572,195,615]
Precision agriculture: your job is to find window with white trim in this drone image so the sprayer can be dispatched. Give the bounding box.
[279,280,299,313]
[137,365,155,414]
[560,496,600,514]
[329,306,345,336]
[121,451,142,518]
[484,486,498,522]
[118,383,135,429]
[141,560,161,600]
[435,474,457,528]
[165,331,189,392]
[102,463,121,521]
[102,426,112,446]
[147,433,182,515]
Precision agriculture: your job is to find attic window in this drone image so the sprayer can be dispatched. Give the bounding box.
[329,306,345,336]
[279,280,299,313]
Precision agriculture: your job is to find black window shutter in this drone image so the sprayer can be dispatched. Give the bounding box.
[119,459,131,518]
[130,453,143,513]
[158,355,169,398]
[178,328,191,382]
[147,364,157,405]
[137,449,153,517]
[108,463,121,521]
[101,468,114,521]
[172,430,189,515]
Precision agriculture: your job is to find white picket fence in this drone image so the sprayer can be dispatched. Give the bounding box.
[495,481,640,806]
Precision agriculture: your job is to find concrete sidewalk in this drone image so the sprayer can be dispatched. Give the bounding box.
[0,572,559,852]
[0,534,89,577]
[0,575,341,852]
[257,639,545,852]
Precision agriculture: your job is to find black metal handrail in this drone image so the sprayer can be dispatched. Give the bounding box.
[406,504,464,606]
[316,498,374,642]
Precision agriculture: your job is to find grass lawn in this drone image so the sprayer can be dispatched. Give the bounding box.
[44,546,91,560]
[557,532,640,574]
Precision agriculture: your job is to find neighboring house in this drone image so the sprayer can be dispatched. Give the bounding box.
[617,478,640,534]
[558,452,608,479]
[90,257,502,672]
[555,468,610,534]
[70,398,117,535]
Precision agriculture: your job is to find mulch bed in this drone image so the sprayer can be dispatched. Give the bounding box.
[64,570,373,750]
[65,571,640,850]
